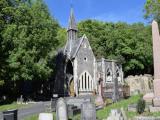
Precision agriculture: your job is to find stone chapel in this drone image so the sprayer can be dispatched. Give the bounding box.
[54,9,124,98]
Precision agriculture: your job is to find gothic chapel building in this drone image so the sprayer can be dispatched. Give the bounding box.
[54,9,124,97]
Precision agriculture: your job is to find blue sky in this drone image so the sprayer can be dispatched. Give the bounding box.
[44,0,147,27]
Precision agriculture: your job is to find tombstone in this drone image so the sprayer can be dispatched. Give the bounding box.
[38,113,53,120]
[3,109,18,120]
[152,20,160,107]
[17,95,24,104]
[107,109,126,120]
[81,102,96,120]
[95,78,104,106]
[56,98,68,120]
[0,112,3,120]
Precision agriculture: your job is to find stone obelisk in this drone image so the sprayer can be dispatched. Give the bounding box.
[152,20,160,107]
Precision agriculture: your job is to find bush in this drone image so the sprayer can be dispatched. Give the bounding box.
[136,98,145,114]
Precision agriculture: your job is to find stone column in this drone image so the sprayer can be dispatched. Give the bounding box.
[152,20,160,107]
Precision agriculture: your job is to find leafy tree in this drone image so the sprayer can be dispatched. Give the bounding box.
[78,20,152,76]
[0,0,60,99]
[144,0,160,23]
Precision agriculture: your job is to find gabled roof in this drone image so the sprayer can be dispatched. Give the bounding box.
[71,34,87,58]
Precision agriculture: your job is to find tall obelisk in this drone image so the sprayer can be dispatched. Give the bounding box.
[152,20,160,107]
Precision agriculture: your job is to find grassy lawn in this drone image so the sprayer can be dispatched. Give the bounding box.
[0,102,30,111]
[96,95,141,120]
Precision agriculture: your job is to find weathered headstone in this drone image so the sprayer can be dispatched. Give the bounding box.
[81,102,96,120]
[38,113,53,120]
[152,20,160,107]
[56,98,68,120]
[0,112,3,120]
[107,109,127,120]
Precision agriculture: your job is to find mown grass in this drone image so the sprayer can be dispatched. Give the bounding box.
[96,95,141,120]
[0,102,30,111]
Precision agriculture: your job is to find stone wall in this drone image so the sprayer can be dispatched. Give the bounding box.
[125,74,153,95]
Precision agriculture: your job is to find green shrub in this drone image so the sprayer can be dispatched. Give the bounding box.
[136,98,145,114]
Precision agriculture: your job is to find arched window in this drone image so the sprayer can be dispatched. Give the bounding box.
[79,71,93,92]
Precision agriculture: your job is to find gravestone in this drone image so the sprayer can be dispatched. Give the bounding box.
[56,98,68,120]
[38,113,53,120]
[107,109,127,120]
[143,20,160,109]
[95,79,104,106]
[0,112,3,120]
[81,102,96,120]
[3,109,18,120]
[152,20,160,107]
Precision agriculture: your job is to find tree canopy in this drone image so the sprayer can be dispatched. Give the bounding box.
[78,20,152,75]
[144,0,160,23]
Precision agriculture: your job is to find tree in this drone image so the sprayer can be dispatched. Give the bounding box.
[0,0,60,99]
[78,20,152,76]
[144,0,160,23]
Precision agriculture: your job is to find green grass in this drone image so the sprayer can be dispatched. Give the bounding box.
[0,102,30,111]
[96,95,141,120]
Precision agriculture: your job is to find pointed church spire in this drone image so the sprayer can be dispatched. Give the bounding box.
[68,8,78,31]
[66,8,78,55]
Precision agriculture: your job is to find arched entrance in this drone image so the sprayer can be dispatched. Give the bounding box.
[65,60,74,96]
[78,71,93,93]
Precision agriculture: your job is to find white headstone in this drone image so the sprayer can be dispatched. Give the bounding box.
[38,113,53,120]
[56,98,68,120]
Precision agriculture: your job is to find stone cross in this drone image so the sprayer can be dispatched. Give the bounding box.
[81,102,96,120]
[56,98,68,120]
[152,20,160,107]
